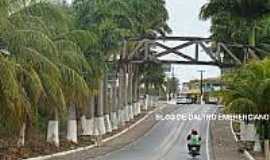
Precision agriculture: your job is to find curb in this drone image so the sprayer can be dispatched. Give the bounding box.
[102,104,164,143]
[244,150,256,160]
[230,120,239,142]
[230,120,256,160]
[24,104,165,160]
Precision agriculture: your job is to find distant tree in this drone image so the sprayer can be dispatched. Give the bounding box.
[166,77,180,98]
[139,62,166,95]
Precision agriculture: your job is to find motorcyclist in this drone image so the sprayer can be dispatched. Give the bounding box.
[187,129,202,154]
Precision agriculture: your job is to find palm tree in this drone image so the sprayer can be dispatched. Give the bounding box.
[110,73,120,129]
[1,1,155,157]
[0,0,171,151]
[124,0,172,38]
[200,0,270,61]
[139,62,166,109]
[0,54,44,147]
[166,77,180,99]
[0,1,97,146]
[1,1,65,146]
[222,59,270,154]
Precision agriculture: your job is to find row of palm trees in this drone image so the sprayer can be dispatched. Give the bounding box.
[0,0,170,149]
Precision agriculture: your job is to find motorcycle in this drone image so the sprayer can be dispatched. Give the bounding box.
[189,145,200,158]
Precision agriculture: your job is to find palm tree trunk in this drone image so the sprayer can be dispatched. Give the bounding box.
[81,96,95,136]
[149,84,154,108]
[133,71,140,116]
[246,25,256,63]
[249,26,256,46]
[111,79,119,130]
[124,68,130,122]
[104,75,112,133]
[93,80,106,136]
[132,72,136,116]
[264,139,270,160]
[246,26,263,152]
[118,68,126,127]
[137,76,141,114]
[138,79,143,111]
[128,66,134,120]
[143,83,149,111]
[149,88,153,108]
[17,122,26,147]
[67,102,78,143]
[47,109,59,147]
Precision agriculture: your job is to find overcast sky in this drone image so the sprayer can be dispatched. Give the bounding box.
[164,0,220,83]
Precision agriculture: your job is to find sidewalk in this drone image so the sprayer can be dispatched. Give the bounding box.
[45,104,177,160]
[211,119,248,160]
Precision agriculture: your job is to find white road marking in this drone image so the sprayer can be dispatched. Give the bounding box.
[206,118,210,160]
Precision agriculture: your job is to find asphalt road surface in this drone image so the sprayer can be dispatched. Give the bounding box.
[96,104,217,160]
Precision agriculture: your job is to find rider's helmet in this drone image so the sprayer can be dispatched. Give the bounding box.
[191,129,198,135]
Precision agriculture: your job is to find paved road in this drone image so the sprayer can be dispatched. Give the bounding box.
[95,104,217,160]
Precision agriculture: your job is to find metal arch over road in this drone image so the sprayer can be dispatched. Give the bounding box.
[125,36,262,68]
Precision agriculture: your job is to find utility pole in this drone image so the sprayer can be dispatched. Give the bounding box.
[170,66,175,99]
[198,70,206,104]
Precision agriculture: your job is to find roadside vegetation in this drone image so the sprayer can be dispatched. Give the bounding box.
[200,0,270,159]
[165,77,179,99]
[0,0,170,159]
[200,0,270,60]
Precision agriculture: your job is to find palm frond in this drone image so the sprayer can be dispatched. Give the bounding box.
[228,98,257,114]
[57,64,89,110]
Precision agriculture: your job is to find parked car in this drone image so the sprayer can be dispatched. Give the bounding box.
[176,96,192,104]
[207,96,218,104]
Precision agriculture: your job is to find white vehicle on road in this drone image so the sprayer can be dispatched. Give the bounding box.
[176,96,192,104]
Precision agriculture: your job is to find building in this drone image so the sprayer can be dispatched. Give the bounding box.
[181,77,222,104]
